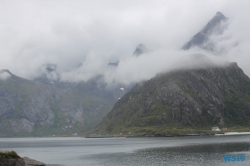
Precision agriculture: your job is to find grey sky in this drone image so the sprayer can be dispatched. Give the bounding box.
[0,0,250,84]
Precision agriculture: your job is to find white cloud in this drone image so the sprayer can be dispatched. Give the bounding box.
[0,0,250,85]
[0,71,11,80]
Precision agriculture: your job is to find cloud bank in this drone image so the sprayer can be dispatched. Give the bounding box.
[0,0,250,85]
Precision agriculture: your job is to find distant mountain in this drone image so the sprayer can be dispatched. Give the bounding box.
[133,44,147,56]
[0,70,116,137]
[92,60,250,136]
[183,12,228,51]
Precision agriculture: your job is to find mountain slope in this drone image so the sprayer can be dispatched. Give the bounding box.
[0,70,114,137]
[92,62,250,135]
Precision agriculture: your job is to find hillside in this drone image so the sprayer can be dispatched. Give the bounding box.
[92,62,250,136]
[0,44,137,137]
[0,70,114,137]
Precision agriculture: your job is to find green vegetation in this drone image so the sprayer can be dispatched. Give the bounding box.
[91,63,250,136]
[0,151,20,159]
[0,71,115,137]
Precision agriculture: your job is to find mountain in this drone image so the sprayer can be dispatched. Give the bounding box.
[5,44,140,136]
[92,61,250,136]
[133,44,147,56]
[183,12,228,51]
[0,70,115,137]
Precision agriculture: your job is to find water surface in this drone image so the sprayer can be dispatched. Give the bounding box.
[0,135,250,166]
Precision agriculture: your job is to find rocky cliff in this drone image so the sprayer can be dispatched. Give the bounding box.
[0,70,115,136]
[92,61,250,135]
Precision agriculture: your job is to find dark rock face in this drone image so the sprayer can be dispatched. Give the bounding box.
[0,158,25,166]
[133,44,147,56]
[93,62,250,134]
[183,12,228,51]
[0,157,46,166]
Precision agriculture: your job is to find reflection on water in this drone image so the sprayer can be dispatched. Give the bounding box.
[85,142,250,166]
[0,135,250,166]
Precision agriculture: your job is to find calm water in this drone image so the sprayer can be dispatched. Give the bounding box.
[0,135,250,166]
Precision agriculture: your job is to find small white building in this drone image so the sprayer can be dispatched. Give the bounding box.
[212,127,221,131]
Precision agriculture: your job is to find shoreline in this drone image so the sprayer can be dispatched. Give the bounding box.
[85,132,215,138]
[215,132,250,136]
[86,131,250,138]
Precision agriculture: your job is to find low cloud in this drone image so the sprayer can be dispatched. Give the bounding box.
[0,0,250,85]
[0,71,11,80]
[60,49,229,85]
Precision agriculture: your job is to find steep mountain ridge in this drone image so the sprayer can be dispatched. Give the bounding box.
[183,11,228,51]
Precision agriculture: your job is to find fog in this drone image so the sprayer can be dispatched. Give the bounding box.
[0,0,250,85]
[0,71,11,80]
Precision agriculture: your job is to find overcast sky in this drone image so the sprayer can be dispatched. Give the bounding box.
[0,0,250,84]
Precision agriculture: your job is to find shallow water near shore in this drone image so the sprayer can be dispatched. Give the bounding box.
[1,135,250,166]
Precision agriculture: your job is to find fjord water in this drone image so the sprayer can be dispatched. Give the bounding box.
[0,135,250,166]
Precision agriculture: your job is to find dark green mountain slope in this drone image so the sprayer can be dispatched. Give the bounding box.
[92,62,250,136]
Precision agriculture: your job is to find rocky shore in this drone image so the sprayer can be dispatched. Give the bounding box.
[23,157,46,166]
[0,155,46,166]
[86,132,215,138]
[0,151,46,166]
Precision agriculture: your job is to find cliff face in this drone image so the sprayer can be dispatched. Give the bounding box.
[93,62,250,135]
[0,70,114,136]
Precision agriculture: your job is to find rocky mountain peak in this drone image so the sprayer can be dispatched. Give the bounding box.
[133,44,147,57]
[202,11,228,35]
[183,11,228,51]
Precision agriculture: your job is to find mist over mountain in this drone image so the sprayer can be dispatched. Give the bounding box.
[1,1,250,85]
[1,1,250,137]
[133,44,147,57]
[0,69,122,136]
[183,12,229,52]
[108,61,119,67]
